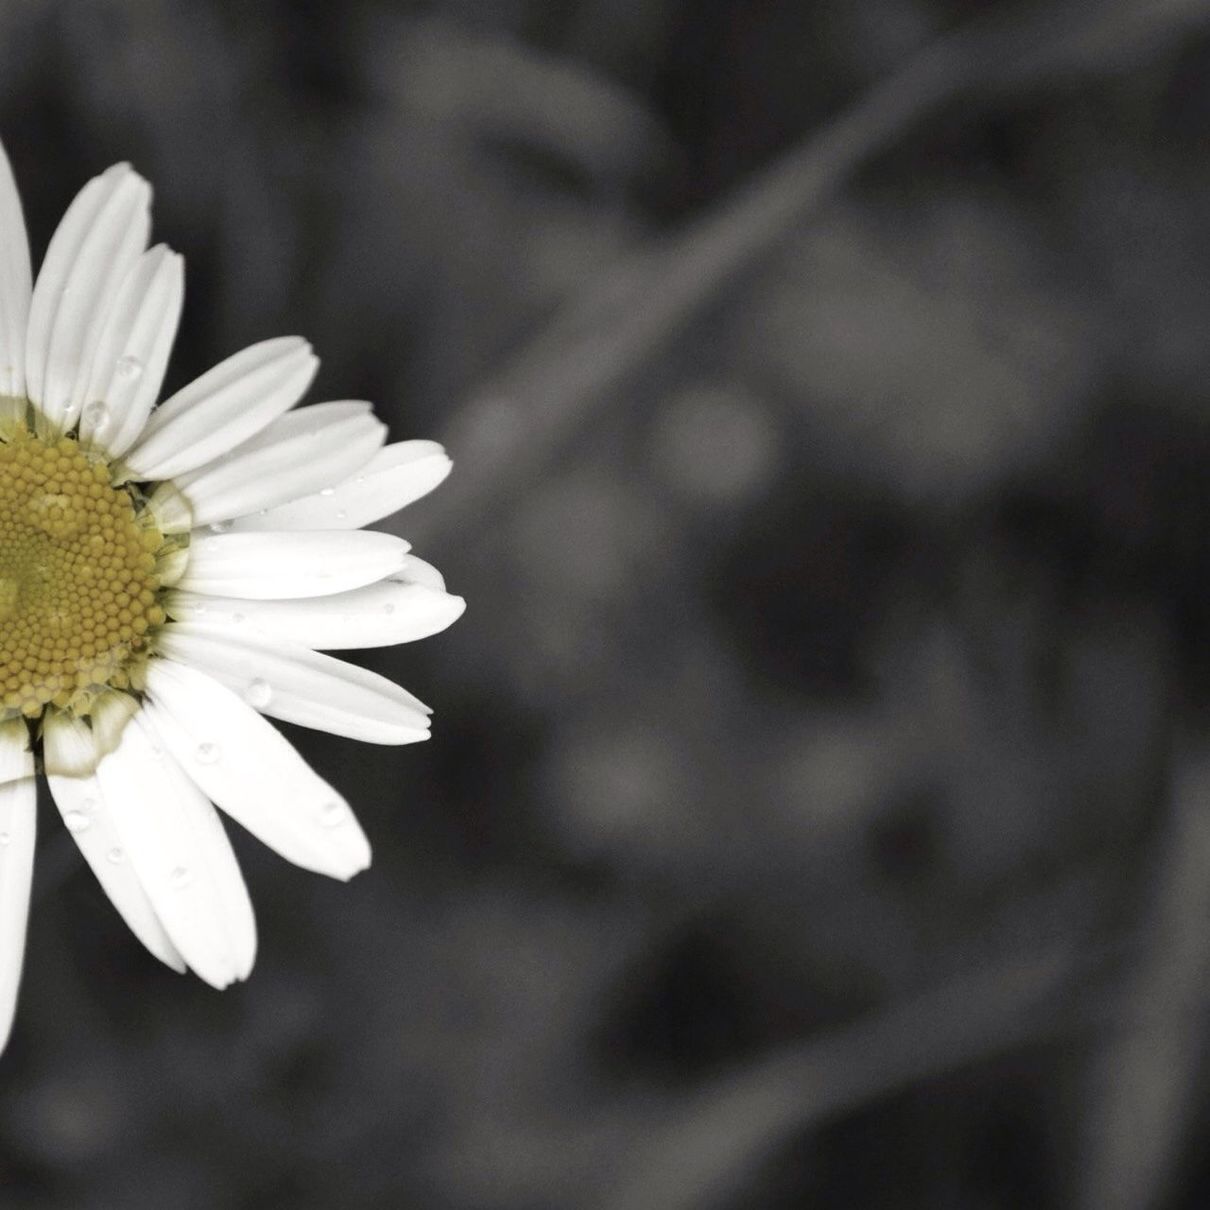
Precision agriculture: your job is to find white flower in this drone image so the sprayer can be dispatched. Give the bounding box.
[0,146,464,1051]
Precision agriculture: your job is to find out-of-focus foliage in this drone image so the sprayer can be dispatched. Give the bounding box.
[3,2,1210,1208]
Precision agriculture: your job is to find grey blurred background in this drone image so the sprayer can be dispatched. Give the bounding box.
[5,0,1210,1207]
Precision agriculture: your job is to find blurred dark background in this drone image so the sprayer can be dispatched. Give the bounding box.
[5,0,1210,1206]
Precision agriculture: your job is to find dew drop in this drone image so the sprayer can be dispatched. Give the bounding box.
[383,603,395,615]
[319,487,336,497]
[63,811,91,834]
[169,865,193,888]
[82,401,110,431]
[243,678,272,708]
[335,509,348,521]
[115,354,144,381]
[207,519,233,534]
[195,742,221,765]
[319,801,349,828]
[106,847,124,864]
[0,832,10,847]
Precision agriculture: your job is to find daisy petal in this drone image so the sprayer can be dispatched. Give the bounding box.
[26,163,151,438]
[0,721,35,1054]
[230,440,452,531]
[43,714,185,973]
[0,141,31,400]
[394,554,447,591]
[95,711,250,988]
[178,530,410,600]
[165,565,465,650]
[144,658,371,880]
[157,622,431,744]
[175,401,386,529]
[123,336,317,481]
[149,736,256,981]
[79,244,184,457]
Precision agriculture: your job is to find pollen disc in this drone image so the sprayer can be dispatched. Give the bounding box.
[0,424,166,718]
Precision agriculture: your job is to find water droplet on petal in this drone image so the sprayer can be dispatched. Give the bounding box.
[106,847,124,864]
[208,519,233,534]
[231,612,245,624]
[169,865,193,888]
[319,801,349,828]
[82,401,110,431]
[0,832,11,847]
[63,811,91,834]
[243,678,272,708]
[383,603,395,615]
[115,354,143,381]
[335,509,347,521]
[319,487,336,497]
[195,742,221,765]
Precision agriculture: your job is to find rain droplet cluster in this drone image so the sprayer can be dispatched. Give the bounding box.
[0,425,167,716]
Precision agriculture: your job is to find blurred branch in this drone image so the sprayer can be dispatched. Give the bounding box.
[601,945,1082,1210]
[402,0,1210,551]
[1076,736,1210,1210]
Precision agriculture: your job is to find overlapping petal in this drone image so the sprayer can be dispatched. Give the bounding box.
[43,714,185,973]
[164,557,465,650]
[94,709,255,988]
[178,530,411,600]
[124,336,317,481]
[157,622,431,743]
[229,439,452,531]
[26,163,151,438]
[78,243,184,457]
[144,659,371,880]
[174,401,386,529]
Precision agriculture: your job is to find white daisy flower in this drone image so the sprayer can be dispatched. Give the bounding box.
[0,144,464,1051]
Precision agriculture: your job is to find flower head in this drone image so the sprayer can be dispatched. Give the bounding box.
[0,146,464,1051]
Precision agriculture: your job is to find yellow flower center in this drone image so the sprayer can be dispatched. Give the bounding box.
[0,418,169,720]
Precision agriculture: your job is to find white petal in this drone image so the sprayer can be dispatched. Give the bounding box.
[0,723,34,1054]
[26,163,151,437]
[175,401,386,528]
[151,740,256,981]
[79,244,184,457]
[165,566,465,650]
[0,141,32,399]
[94,711,252,988]
[178,530,410,600]
[43,714,184,973]
[230,440,452,531]
[394,554,447,591]
[0,396,23,431]
[144,658,371,880]
[0,718,31,785]
[123,336,318,481]
[157,622,431,744]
